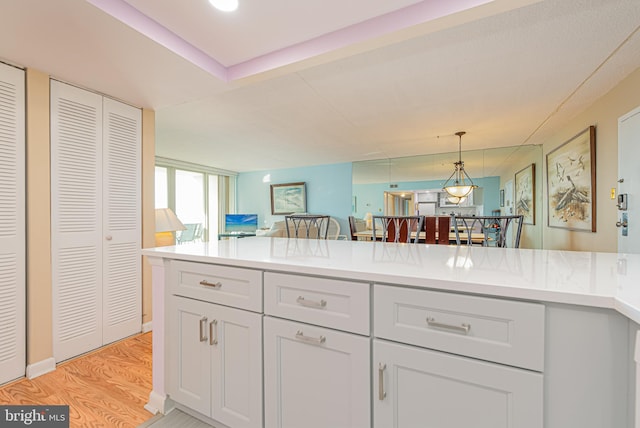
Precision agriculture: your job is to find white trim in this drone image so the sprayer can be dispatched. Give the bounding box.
[145,390,173,415]
[155,156,237,177]
[142,321,153,333]
[26,357,56,379]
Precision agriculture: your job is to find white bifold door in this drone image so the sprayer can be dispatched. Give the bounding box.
[51,80,141,362]
[0,62,25,384]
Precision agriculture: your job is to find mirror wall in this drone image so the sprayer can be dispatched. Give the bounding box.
[352,144,543,249]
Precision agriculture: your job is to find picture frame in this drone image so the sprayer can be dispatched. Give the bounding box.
[546,126,596,232]
[270,182,307,215]
[499,189,505,207]
[514,163,535,225]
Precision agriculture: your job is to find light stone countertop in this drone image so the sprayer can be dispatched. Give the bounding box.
[142,237,640,324]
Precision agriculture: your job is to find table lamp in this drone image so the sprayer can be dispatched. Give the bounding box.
[155,208,186,247]
[364,212,373,230]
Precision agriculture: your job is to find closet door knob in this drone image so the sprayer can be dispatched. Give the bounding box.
[105,235,113,241]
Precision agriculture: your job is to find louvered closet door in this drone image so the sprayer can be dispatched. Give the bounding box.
[51,81,103,362]
[0,63,25,384]
[102,97,141,344]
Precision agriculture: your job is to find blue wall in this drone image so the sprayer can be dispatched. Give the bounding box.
[238,162,500,236]
[237,163,353,234]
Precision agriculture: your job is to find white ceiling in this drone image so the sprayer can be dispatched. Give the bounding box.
[1,0,639,173]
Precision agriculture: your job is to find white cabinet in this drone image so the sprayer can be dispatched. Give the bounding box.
[263,272,371,428]
[264,272,369,335]
[264,316,370,428]
[0,62,25,384]
[374,339,543,428]
[373,284,544,428]
[51,80,141,362]
[374,284,545,371]
[168,295,263,428]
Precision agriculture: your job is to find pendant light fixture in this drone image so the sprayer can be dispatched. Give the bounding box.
[442,131,477,202]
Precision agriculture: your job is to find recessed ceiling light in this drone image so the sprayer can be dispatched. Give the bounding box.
[209,0,238,12]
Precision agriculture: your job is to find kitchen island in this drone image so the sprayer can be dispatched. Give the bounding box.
[143,237,640,428]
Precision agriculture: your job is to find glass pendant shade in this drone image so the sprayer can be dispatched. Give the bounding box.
[442,131,477,202]
[446,195,467,205]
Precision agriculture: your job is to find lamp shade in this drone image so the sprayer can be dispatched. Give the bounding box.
[444,185,474,199]
[155,208,186,233]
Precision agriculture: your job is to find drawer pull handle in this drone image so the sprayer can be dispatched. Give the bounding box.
[199,317,208,342]
[378,363,387,400]
[426,317,471,334]
[209,319,218,346]
[200,280,222,288]
[295,330,326,345]
[296,296,327,309]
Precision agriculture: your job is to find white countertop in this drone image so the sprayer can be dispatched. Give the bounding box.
[142,237,640,324]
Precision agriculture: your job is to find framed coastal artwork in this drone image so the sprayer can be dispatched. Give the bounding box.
[546,126,596,231]
[514,163,535,225]
[270,182,306,215]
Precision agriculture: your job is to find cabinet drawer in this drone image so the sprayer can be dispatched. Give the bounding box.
[264,272,369,335]
[169,260,262,312]
[374,284,544,371]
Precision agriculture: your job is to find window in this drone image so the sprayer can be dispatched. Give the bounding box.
[155,166,168,208]
[155,157,236,243]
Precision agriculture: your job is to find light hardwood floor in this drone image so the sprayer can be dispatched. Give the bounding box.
[0,332,154,427]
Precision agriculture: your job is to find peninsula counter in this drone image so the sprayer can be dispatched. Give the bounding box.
[143,237,640,428]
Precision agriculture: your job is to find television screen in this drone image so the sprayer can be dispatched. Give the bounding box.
[225,214,258,233]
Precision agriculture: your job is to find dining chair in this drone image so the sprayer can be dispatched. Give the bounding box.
[327,217,348,240]
[372,216,424,243]
[452,215,524,248]
[285,214,330,239]
[423,216,452,245]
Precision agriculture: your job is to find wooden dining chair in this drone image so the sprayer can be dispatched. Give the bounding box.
[423,216,451,245]
[372,216,424,243]
[452,215,523,248]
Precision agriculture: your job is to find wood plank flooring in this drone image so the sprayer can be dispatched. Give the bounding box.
[0,332,154,428]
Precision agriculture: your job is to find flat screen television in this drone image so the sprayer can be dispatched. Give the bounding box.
[225,214,258,233]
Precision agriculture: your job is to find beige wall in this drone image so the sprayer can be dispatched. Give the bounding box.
[541,67,640,252]
[497,147,543,249]
[26,69,52,365]
[25,68,155,366]
[142,109,155,325]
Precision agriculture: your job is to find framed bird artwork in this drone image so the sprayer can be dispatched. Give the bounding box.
[546,126,596,231]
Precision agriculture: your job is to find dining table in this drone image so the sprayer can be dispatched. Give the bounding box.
[352,229,489,244]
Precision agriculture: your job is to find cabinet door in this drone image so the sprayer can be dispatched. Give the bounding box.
[209,303,263,428]
[167,297,212,416]
[0,62,25,384]
[374,339,542,428]
[264,316,370,428]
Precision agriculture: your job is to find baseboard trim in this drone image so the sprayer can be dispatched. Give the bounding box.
[145,390,172,415]
[142,321,153,333]
[26,357,56,379]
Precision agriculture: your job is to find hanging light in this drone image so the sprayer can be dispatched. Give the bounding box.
[443,131,477,200]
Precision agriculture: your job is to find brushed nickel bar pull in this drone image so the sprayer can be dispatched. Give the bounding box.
[378,363,387,400]
[199,317,208,342]
[295,330,326,345]
[209,319,218,346]
[296,296,327,309]
[200,280,222,288]
[426,317,471,334]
